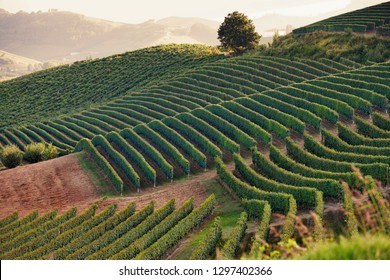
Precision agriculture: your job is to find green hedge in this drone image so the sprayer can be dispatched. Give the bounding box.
[223,101,289,139]
[206,104,271,145]
[243,200,272,243]
[338,122,390,147]
[0,211,38,236]
[236,97,305,134]
[177,113,240,154]
[294,83,372,115]
[87,199,175,260]
[111,197,194,260]
[372,112,390,131]
[106,132,156,185]
[6,205,97,260]
[134,194,216,260]
[18,205,117,260]
[134,124,190,175]
[304,133,390,165]
[74,138,123,194]
[0,210,57,245]
[163,117,222,158]
[235,153,322,215]
[322,128,390,156]
[120,128,173,180]
[68,202,154,260]
[355,116,390,138]
[190,217,222,260]
[0,208,77,259]
[191,108,257,149]
[287,137,389,184]
[281,86,354,119]
[222,212,248,259]
[92,135,140,189]
[148,120,207,169]
[55,119,95,139]
[53,203,136,260]
[250,92,322,130]
[266,90,339,124]
[216,157,291,214]
[0,212,18,228]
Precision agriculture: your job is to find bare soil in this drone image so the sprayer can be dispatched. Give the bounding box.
[0,154,212,219]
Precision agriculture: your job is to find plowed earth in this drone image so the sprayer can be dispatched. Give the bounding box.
[0,154,210,218]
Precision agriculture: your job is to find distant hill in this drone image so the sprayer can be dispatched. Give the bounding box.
[0,50,43,81]
[0,9,219,63]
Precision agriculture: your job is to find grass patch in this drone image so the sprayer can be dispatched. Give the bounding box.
[76,151,115,198]
[172,178,244,260]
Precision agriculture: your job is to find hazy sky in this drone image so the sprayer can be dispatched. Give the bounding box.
[0,0,385,23]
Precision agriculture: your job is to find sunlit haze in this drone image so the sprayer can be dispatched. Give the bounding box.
[0,0,385,23]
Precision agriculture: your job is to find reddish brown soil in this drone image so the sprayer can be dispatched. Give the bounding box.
[0,154,212,219]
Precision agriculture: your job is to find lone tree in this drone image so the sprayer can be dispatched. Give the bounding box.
[218,11,260,54]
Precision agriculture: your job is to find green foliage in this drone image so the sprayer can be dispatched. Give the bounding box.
[206,104,271,145]
[87,200,175,260]
[190,217,222,260]
[74,138,123,194]
[163,117,222,159]
[68,202,154,260]
[286,137,389,184]
[269,144,356,186]
[106,132,156,185]
[120,128,173,180]
[222,101,290,139]
[236,97,305,134]
[0,212,18,228]
[0,144,23,168]
[3,205,97,259]
[250,92,322,130]
[110,197,194,260]
[215,157,291,214]
[0,44,223,129]
[23,142,58,163]
[191,108,256,149]
[372,112,390,131]
[301,234,390,260]
[134,124,190,175]
[134,194,216,260]
[20,204,117,260]
[218,11,260,54]
[222,212,248,259]
[53,203,136,260]
[177,112,240,154]
[322,128,390,156]
[338,122,390,148]
[235,153,322,213]
[148,120,207,169]
[355,116,390,138]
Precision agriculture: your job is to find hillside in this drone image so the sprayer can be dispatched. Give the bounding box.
[0,50,43,81]
[293,1,390,35]
[0,44,223,129]
[0,9,219,62]
[1,1,390,261]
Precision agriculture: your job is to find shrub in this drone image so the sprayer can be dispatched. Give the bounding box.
[0,144,23,168]
[42,143,59,160]
[23,142,59,163]
[23,143,45,163]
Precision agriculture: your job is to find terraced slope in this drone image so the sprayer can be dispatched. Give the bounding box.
[0,195,216,260]
[0,55,362,153]
[293,1,390,34]
[0,44,223,129]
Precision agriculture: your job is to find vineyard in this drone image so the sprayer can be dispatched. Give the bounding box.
[293,1,390,35]
[1,2,390,260]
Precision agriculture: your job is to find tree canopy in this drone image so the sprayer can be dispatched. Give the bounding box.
[218,11,261,54]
